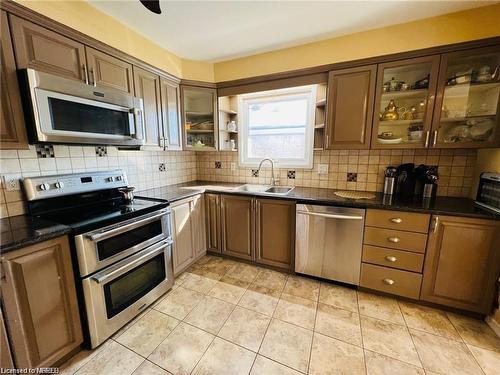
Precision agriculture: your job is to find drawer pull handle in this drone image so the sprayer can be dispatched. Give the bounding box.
[387,237,400,243]
[385,256,397,262]
[383,278,395,285]
[389,218,402,223]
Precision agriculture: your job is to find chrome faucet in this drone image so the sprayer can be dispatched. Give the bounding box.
[257,158,279,186]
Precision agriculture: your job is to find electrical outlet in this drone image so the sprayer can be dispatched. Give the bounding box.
[230,163,236,171]
[2,175,21,191]
[318,164,329,174]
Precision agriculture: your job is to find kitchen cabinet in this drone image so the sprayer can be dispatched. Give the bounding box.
[371,56,440,149]
[9,14,87,82]
[421,215,500,314]
[431,45,500,148]
[255,198,295,270]
[85,46,134,94]
[171,194,206,275]
[133,66,162,150]
[0,309,14,369]
[206,193,221,253]
[220,195,254,261]
[325,65,376,149]
[0,236,83,368]
[1,11,28,150]
[181,86,218,150]
[160,78,183,150]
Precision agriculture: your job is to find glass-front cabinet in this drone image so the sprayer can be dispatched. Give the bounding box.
[432,46,500,148]
[181,86,218,150]
[372,56,440,148]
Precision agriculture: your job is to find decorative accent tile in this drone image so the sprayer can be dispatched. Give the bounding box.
[95,146,107,157]
[347,172,358,182]
[252,169,259,177]
[215,161,222,169]
[159,163,166,172]
[35,144,55,158]
[287,170,296,179]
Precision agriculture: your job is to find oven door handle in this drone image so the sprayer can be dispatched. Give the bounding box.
[90,239,171,284]
[86,209,168,242]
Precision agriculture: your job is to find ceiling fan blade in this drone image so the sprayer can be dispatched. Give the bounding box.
[139,0,162,14]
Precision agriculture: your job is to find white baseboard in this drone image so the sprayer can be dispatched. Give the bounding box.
[486,315,500,338]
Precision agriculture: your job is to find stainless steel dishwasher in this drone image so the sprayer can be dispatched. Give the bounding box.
[295,204,365,285]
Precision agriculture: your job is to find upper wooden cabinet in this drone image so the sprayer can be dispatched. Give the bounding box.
[372,56,440,149]
[325,65,376,149]
[160,78,183,150]
[421,215,500,314]
[133,66,162,149]
[1,236,83,368]
[9,14,87,82]
[85,46,134,94]
[255,198,295,270]
[181,86,218,151]
[431,45,500,148]
[1,11,28,150]
[220,194,254,261]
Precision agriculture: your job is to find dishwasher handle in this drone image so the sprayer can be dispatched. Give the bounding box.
[296,210,364,220]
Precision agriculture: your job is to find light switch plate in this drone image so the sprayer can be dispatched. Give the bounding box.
[230,163,236,171]
[318,164,329,174]
[2,174,21,191]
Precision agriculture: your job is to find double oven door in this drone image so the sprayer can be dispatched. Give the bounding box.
[74,208,173,348]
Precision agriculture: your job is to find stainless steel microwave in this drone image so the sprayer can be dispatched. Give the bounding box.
[20,68,145,146]
[475,172,500,214]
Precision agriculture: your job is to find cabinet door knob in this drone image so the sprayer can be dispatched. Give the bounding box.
[387,237,400,243]
[385,256,397,262]
[383,278,395,285]
[389,218,402,223]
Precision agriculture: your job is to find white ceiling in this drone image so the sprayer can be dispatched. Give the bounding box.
[87,0,495,62]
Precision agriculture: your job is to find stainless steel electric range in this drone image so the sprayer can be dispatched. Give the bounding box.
[23,169,173,348]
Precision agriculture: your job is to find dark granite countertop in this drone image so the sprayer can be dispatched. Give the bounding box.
[0,215,71,254]
[138,180,499,221]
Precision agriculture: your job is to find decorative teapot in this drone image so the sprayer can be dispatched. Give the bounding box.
[382,99,400,121]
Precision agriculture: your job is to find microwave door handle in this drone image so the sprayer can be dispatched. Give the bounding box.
[129,108,142,137]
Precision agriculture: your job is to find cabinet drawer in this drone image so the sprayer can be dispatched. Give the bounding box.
[364,227,428,253]
[366,209,430,233]
[362,245,424,273]
[360,263,422,299]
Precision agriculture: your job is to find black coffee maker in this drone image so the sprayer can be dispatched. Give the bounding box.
[395,164,438,199]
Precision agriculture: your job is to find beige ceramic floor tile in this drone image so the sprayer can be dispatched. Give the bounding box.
[218,306,271,351]
[410,329,482,374]
[309,333,365,375]
[208,275,249,304]
[447,313,500,352]
[132,360,172,375]
[274,293,317,330]
[315,302,362,346]
[259,318,313,373]
[467,344,500,375]
[187,266,224,280]
[253,268,288,291]
[250,355,302,375]
[184,295,235,334]
[116,310,179,357]
[192,337,255,375]
[59,340,113,375]
[181,273,218,294]
[74,341,143,375]
[148,322,214,375]
[153,286,203,320]
[360,316,421,367]
[283,275,319,301]
[226,262,261,283]
[399,301,460,341]
[238,284,281,316]
[319,282,358,312]
[358,291,405,325]
[113,308,153,339]
[364,350,425,375]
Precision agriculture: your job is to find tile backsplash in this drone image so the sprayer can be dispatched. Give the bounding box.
[1,145,477,219]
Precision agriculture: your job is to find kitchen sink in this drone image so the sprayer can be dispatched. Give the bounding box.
[235,184,294,195]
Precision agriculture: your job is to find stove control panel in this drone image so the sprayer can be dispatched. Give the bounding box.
[23,169,129,201]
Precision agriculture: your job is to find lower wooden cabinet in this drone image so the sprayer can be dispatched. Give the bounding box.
[1,236,83,368]
[171,194,206,275]
[421,215,500,314]
[220,195,254,261]
[0,309,14,368]
[206,193,221,253]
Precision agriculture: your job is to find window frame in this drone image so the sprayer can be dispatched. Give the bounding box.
[238,85,317,169]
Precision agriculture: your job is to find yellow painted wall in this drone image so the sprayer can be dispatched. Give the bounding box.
[214,3,500,82]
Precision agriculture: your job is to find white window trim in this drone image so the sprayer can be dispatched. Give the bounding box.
[238,85,317,169]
